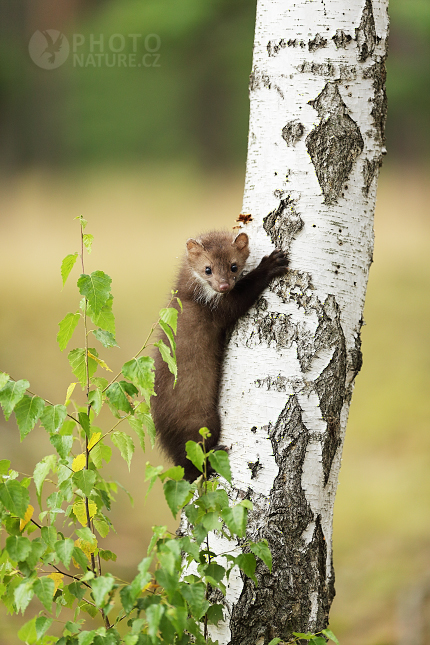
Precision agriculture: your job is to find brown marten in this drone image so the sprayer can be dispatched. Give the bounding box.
[151,230,288,482]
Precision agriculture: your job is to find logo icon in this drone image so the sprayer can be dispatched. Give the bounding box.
[28,30,70,69]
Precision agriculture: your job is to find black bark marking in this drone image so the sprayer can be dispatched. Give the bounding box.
[313,296,346,486]
[248,459,263,479]
[364,60,388,145]
[282,121,305,146]
[355,0,377,62]
[306,83,364,205]
[308,33,327,52]
[267,39,286,57]
[255,375,289,392]
[297,60,357,80]
[362,155,383,195]
[249,67,272,92]
[244,310,295,350]
[263,197,304,250]
[350,328,363,381]
[332,29,352,49]
[249,67,284,99]
[229,396,332,644]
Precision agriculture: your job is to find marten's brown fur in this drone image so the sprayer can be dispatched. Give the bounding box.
[151,230,288,481]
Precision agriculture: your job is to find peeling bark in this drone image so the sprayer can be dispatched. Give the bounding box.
[207,1,389,643]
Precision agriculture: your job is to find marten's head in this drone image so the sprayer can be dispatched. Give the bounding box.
[186,230,249,304]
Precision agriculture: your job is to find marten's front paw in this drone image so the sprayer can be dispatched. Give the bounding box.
[261,249,289,278]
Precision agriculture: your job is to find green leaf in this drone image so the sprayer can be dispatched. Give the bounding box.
[235,553,257,583]
[268,639,282,645]
[159,320,176,359]
[249,539,272,572]
[15,580,34,613]
[57,313,81,351]
[0,372,9,390]
[86,295,115,335]
[18,617,37,643]
[55,538,75,569]
[201,512,222,532]
[185,441,204,472]
[6,535,32,562]
[73,470,96,497]
[40,404,67,433]
[146,603,165,641]
[180,582,208,620]
[163,480,192,518]
[206,604,224,625]
[309,638,326,645]
[73,546,89,571]
[35,616,53,641]
[93,517,109,538]
[91,575,115,607]
[0,379,29,421]
[0,480,30,519]
[221,504,247,538]
[41,526,57,547]
[122,356,155,396]
[154,339,177,382]
[106,381,138,414]
[136,408,156,448]
[99,549,117,562]
[204,562,225,584]
[0,459,10,476]
[61,253,78,287]
[78,271,112,317]
[78,630,96,645]
[50,434,74,459]
[14,395,45,441]
[159,307,179,334]
[92,328,118,348]
[68,348,99,388]
[111,432,135,470]
[90,442,112,468]
[322,629,340,644]
[78,411,91,438]
[163,465,185,481]
[33,455,56,504]
[88,389,103,415]
[293,633,317,640]
[127,417,145,451]
[208,450,231,483]
[33,576,55,611]
[83,233,94,253]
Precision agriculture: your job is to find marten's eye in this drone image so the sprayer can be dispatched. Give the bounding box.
[205,267,212,275]
[231,263,238,273]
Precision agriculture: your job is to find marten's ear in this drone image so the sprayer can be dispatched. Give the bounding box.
[232,232,249,251]
[186,238,204,257]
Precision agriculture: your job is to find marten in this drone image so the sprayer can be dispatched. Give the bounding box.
[151,229,289,482]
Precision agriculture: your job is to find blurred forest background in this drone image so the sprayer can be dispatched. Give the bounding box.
[0,0,429,644]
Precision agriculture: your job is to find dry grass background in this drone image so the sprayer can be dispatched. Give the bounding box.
[0,164,429,644]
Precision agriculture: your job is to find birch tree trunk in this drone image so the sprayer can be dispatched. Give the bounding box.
[211,1,389,643]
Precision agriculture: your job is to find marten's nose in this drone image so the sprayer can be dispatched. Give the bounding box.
[219,282,229,292]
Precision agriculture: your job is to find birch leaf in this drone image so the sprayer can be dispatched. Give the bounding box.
[57,313,80,351]
[14,395,45,441]
[0,379,29,421]
[78,271,112,317]
[61,253,78,287]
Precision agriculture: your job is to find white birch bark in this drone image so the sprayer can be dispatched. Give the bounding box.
[210,1,389,643]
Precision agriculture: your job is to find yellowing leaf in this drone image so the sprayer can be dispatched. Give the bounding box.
[142,579,159,593]
[73,499,97,526]
[19,504,34,531]
[75,538,97,559]
[87,352,112,372]
[88,432,101,451]
[47,572,63,593]
[72,454,86,472]
[65,382,77,406]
